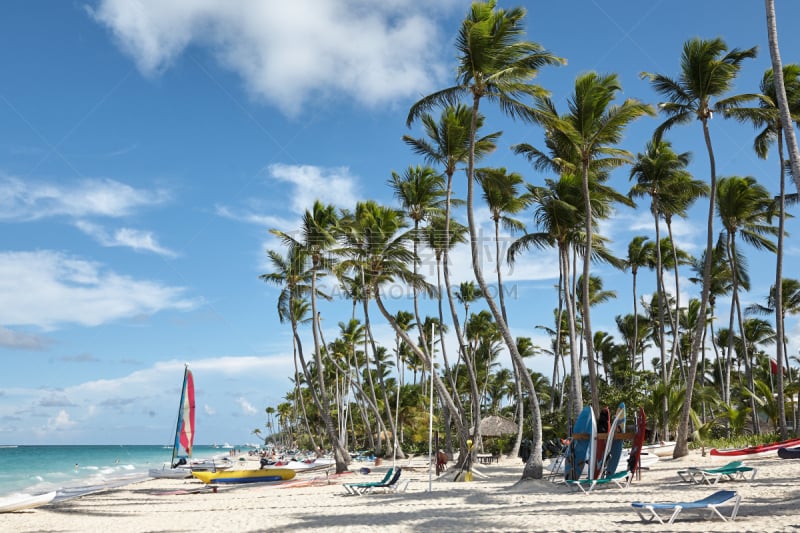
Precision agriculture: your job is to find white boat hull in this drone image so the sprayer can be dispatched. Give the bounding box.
[0,491,56,513]
[642,441,676,457]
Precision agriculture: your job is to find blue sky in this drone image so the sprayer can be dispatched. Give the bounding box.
[1,0,798,446]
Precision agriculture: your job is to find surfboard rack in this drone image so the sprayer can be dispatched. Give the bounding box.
[572,432,634,440]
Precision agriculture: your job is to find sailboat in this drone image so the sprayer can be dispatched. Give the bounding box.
[149,366,196,479]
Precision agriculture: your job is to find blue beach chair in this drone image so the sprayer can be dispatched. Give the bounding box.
[631,490,741,525]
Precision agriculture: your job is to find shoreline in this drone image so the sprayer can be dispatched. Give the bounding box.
[2,450,798,532]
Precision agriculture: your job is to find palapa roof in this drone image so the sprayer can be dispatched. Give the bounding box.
[473,415,518,437]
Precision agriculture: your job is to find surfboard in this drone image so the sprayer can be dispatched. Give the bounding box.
[627,406,646,475]
[604,402,626,477]
[593,406,610,478]
[565,405,595,481]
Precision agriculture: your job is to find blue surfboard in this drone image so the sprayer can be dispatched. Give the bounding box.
[603,402,626,476]
[565,406,595,481]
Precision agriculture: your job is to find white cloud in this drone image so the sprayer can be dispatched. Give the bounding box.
[0,355,294,443]
[0,325,51,350]
[237,397,258,415]
[0,250,198,329]
[268,163,360,215]
[214,205,292,230]
[0,176,169,221]
[74,220,178,257]
[48,409,75,431]
[89,0,452,114]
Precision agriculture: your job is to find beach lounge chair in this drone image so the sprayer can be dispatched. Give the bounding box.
[342,467,394,495]
[358,468,403,495]
[565,469,630,494]
[677,461,756,485]
[631,490,741,525]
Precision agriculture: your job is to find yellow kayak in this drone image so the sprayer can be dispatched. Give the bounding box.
[192,468,295,484]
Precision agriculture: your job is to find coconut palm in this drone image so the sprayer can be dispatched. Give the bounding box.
[475,166,532,458]
[624,236,655,371]
[408,0,563,479]
[629,138,697,438]
[509,175,583,416]
[517,71,653,417]
[742,64,800,438]
[271,201,350,472]
[389,165,446,358]
[716,175,778,433]
[338,200,472,455]
[642,36,760,458]
[403,104,496,455]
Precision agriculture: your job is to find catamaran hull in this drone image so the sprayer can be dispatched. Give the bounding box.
[192,469,296,484]
[149,468,192,479]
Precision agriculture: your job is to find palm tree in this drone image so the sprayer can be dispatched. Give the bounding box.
[476,166,531,458]
[765,0,800,188]
[629,138,697,438]
[716,175,778,434]
[642,36,759,458]
[518,71,653,417]
[389,165,446,358]
[403,104,497,456]
[271,201,350,472]
[743,64,800,438]
[510,175,583,416]
[340,200,472,452]
[407,0,563,479]
[260,247,320,452]
[625,236,655,371]
[475,167,531,322]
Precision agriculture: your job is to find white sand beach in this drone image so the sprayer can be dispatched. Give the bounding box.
[2,450,798,532]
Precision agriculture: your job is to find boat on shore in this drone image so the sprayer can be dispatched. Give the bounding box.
[149,366,197,479]
[0,491,56,513]
[641,441,675,457]
[777,446,800,459]
[192,468,296,484]
[710,437,800,457]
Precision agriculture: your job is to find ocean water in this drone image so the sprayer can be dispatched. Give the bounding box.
[0,445,241,499]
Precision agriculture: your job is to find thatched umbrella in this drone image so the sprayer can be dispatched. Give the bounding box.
[472,415,518,437]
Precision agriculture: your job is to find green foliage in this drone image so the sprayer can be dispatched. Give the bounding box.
[690,432,795,451]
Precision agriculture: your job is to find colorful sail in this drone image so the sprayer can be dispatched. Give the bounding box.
[171,367,196,468]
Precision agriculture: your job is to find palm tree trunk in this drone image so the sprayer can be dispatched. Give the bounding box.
[653,203,670,440]
[580,163,600,417]
[309,272,350,472]
[441,171,479,442]
[374,292,471,459]
[674,118,716,459]
[632,270,640,372]
[765,0,800,190]
[291,319,318,452]
[494,219,524,458]
[775,129,788,439]
[560,244,583,419]
[467,95,543,478]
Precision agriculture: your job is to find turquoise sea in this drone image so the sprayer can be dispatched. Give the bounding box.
[0,445,241,499]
